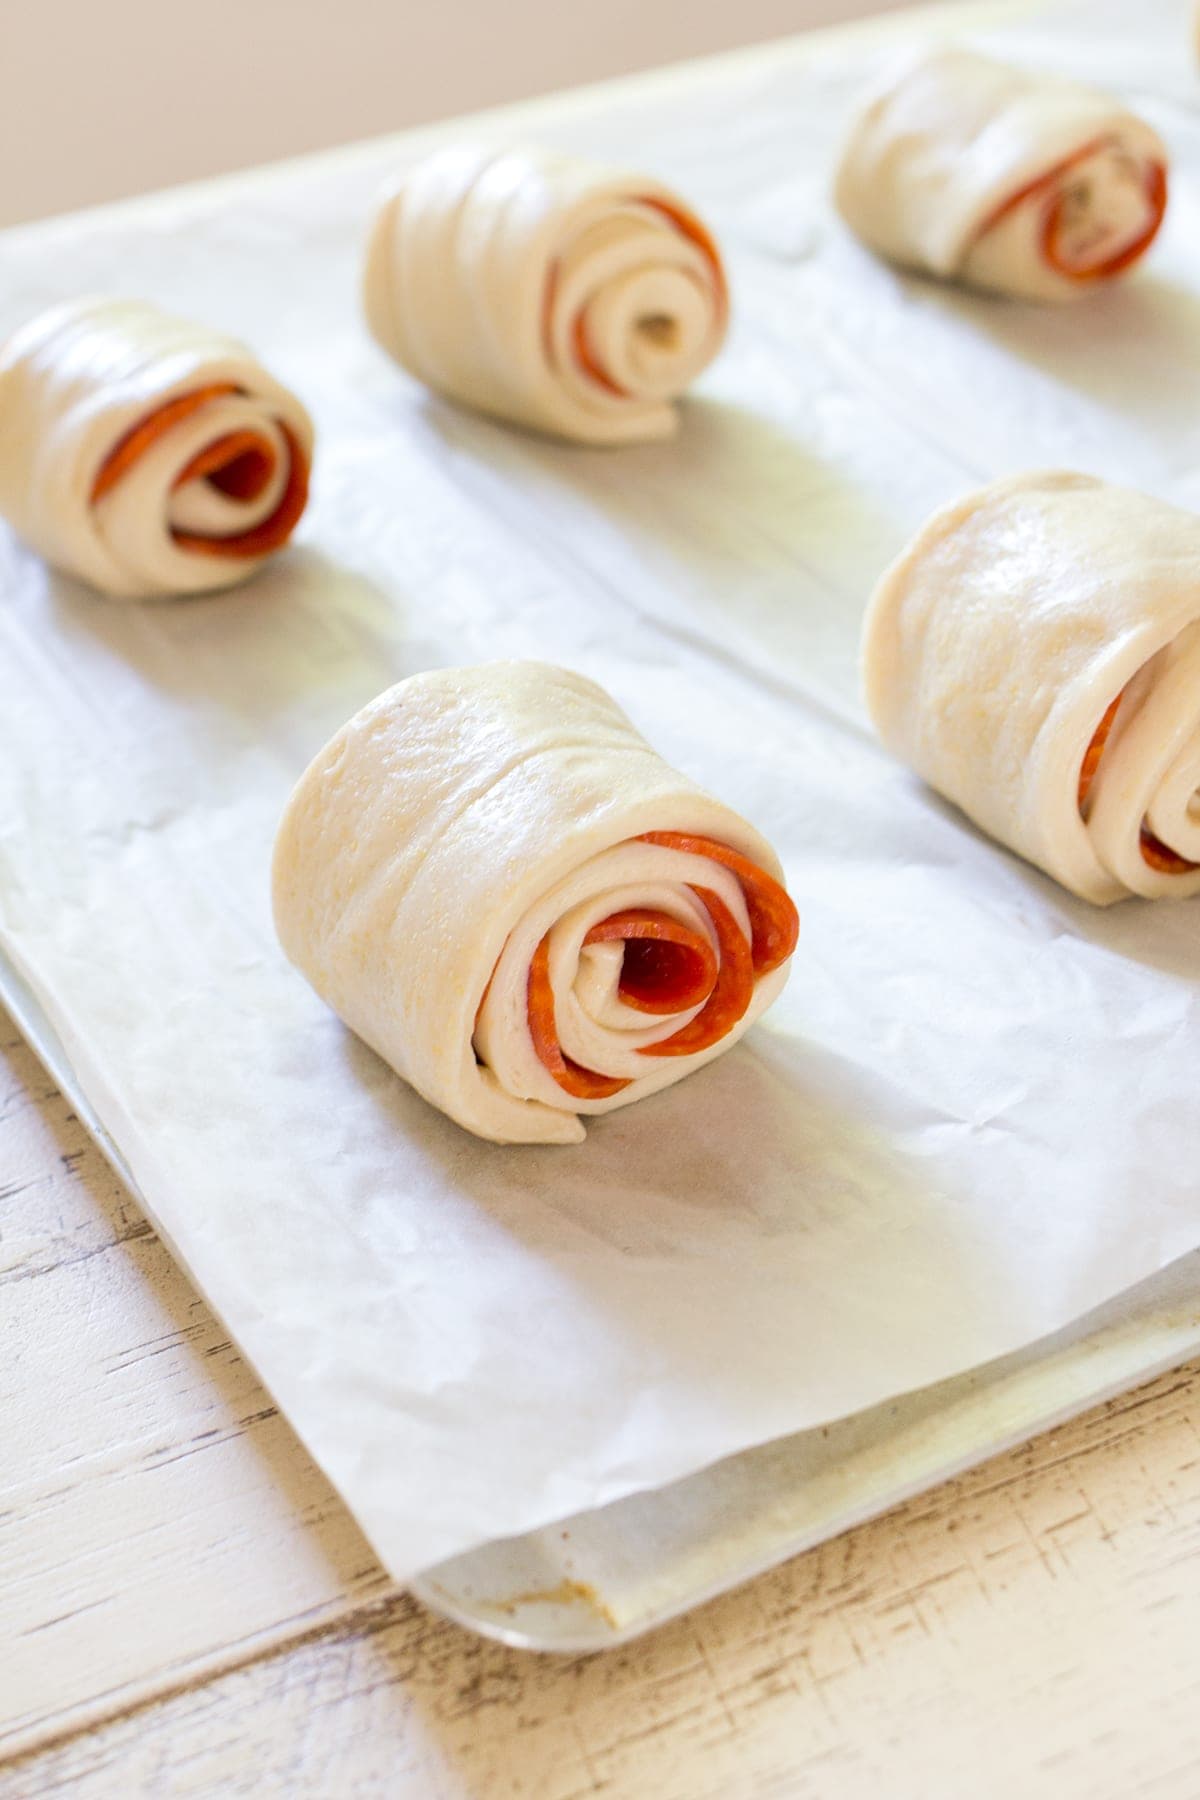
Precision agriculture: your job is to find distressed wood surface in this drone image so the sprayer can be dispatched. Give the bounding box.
[4,1002,1200,1799]
[0,1009,391,1761]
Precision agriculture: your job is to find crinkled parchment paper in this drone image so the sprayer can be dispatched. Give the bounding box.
[1,0,1198,1578]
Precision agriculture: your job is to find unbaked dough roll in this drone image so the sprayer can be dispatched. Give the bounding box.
[273,663,798,1143]
[0,298,313,599]
[863,471,1200,905]
[834,49,1167,301]
[362,144,728,444]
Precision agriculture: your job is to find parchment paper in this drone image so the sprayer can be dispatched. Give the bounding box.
[2,0,1199,1580]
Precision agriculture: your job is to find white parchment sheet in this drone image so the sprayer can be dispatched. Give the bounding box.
[2,0,1200,1580]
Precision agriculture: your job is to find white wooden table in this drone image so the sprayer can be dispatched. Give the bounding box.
[4,999,1200,1795]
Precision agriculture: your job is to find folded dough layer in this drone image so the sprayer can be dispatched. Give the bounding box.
[834,49,1167,301]
[362,144,728,444]
[273,663,798,1143]
[862,471,1200,904]
[0,298,313,599]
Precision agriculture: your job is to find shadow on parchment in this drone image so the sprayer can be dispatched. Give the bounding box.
[335,1016,1019,1393]
[415,382,902,579]
[42,544,434,742]
[413,389,900,721]
[1013,855,1200,986]
[919,270,1200,439]
[899,770,1200,987]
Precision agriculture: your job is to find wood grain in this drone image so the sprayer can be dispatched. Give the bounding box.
[7,1370,1200,1795]
[0,1012,392,1761]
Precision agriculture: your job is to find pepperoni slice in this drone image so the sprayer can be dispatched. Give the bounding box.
[525,837,797,1097]
[1079,688,1199,873]
[527,934,630,1101]
[173,429,276,501]
[550,246,630,396]
[90,388,309,561]
[572,310,628,397]
[91,384,240,502]
[639,196,729,321]
[1078,692,1122,808]
[973,137,1166,284]
[1140,826,1199,875]
[171,421,309,560]
[636,832,799,973]
[1043,159,1166,282]
[638,885,754,1057]
[582,908,717,1014]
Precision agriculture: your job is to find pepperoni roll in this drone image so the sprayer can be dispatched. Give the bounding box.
[863,472,1200,903]
[0,298,312,599]
[361,145,728,444]
[272,663,798,1143]
[834,50,1167,302]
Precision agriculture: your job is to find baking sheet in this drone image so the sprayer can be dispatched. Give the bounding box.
[418,1248,1200,1649]
[3,0,1200,1592]
[6,925,1198,1653]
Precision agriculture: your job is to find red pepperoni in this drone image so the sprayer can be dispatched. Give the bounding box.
[582,908,717,1014]
[92,384,240,501]
[637,885,754,1058]
[572,310,629,397]
[636,832,799,972]
[525,835,797,1098]
[173,429,276,501]
[972,136,1166,285]
[527,934,630,1101]
[1139,826,1199,875]
[90,388,309,560]
[639,197,729,323]
[1079,688,1199,874]
[1078,692,1122,808]
[171,422,309,561]
[1043,159,1166,282]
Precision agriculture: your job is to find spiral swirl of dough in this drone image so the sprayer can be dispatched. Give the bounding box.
[0,298,313,599]
[1081,621,1200,897]
[273,663,798,1143]
[835,50,1166,302]
[362,144,728,444]
[474,826,796,1112]
[862,472,1200,905]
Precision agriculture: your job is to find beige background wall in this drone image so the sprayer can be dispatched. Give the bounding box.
[1,0,915,227]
